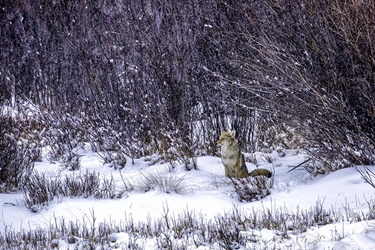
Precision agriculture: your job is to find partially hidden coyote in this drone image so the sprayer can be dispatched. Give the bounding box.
[217,130,249,178]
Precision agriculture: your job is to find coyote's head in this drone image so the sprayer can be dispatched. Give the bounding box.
[217,130,237,146]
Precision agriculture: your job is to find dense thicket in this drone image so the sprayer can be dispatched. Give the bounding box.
[216,0,375,171]
[1,0,374,173]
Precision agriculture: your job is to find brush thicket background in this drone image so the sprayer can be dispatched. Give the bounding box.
[1,0,374,187]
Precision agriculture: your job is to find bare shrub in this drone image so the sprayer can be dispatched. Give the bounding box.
[63,171,101,198]
[2,197,375,248]
[230,175,274,202]
[97,174,117,199]
[136,169,190,194]
[216,0,375,173]
[62,170,116,199]
[0,116,37,191]
[98,150,127,170]
[357,166,375,189]
[214,215,244,249]
[43,113,86,171]
[22,171,116,212]
[22,172,61,212]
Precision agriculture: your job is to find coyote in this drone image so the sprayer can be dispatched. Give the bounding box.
[217,130,249,178]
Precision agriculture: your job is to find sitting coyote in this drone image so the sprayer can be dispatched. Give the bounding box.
[217,130,249,178]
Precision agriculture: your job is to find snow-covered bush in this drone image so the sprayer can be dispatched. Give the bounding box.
[43,113,86,169]
[21,171,60,212]
[2,0,375,177]
[2,198,374,249]
[136,169,190,194]
[230,174,274,202]
[99,150,127,170]
[0,116,37,191]
[22,171,116,212]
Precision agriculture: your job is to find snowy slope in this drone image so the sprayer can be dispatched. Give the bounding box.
[1,148,375,249]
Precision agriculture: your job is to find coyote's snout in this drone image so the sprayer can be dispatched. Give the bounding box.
[217,130,249,178]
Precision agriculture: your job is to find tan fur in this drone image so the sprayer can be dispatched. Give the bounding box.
[217,130,249,178]
[249,168,272,178]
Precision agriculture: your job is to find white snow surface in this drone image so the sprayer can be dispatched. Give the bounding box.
[1,148,375,249]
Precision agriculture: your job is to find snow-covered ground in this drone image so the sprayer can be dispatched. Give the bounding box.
[1,148,375,249]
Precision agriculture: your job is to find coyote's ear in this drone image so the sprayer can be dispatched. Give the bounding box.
[229,130,236,137]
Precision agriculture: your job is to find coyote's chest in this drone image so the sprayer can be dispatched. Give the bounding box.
[220,146,239,167]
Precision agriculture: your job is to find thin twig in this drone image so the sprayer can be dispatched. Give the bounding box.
[287,159,311,173]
